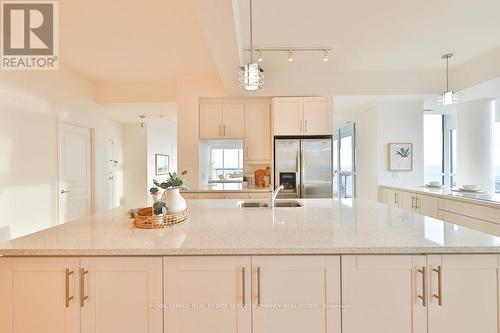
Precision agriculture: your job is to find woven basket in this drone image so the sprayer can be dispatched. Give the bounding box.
[131,207,188,229]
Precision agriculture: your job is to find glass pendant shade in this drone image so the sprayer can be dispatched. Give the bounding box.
[439,90,458,106]
[239,63,264,91]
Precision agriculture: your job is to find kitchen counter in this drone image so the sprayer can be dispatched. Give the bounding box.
[382,185,500,208]
[1,198,500,256]
[192,183,270,192]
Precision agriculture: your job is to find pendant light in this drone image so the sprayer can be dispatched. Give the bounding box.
[239,0,264,91]
[439,53,457,105]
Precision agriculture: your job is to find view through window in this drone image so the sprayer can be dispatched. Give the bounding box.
[211,148,243,179]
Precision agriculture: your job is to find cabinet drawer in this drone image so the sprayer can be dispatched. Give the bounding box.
[440,199,500,225]
[440,210,500,236]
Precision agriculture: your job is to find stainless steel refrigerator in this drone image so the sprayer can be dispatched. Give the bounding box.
[274,137,333,198]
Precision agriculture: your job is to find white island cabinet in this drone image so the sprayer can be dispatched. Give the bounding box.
[0,257,163,333]
[164,256,252,333]
[343,255,499,333]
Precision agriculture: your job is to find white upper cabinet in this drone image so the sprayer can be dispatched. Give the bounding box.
[244,104,272,162]
[273,97,303,135]
[273,97,332,136]
[303,97,332,135]
[199,103,244,139]
[200,104,223,139]
[222,104,245,139]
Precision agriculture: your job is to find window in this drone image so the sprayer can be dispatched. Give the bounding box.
[211,148,243,179]
[424,114,456,187]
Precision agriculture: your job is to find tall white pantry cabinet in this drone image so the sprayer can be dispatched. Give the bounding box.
[0,254,498,333]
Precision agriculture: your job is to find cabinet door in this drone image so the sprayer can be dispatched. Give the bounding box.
[417,194,439,218]
[252,256,341,333]
[399,191,416,212]
[384,188,400,207]
[245,104,271,161]
[273,97,303,135]
[223,104,245,139]
[196,193,224,199]
[303,97,331,135]
[342,255,426,333]
[222,193,249,199]
[0,257,80,333]
[440,210,500,236]
[249,192,270,200]
[428,255,499,333]
[200,104,223,139]
[80,257,162,333]
[164,256,251,333]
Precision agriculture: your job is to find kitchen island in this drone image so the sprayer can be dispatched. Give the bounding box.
[1,198,500,333]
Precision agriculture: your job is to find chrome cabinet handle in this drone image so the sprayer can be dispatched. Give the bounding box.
[80,268,88,307]
[416,197,419,210]
[241,267,246,307]
[417,266,427,307]
[223,125,226,137]
[305,120,308,132]
[218,125,222,137]
[433,266,442,306]
[257,267,261,306]
[65,269,74,308]
[299,120,303,133]
[394,193,398,205]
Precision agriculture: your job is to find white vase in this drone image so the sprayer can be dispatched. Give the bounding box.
[151,191,162,202]
[162,188,187,213]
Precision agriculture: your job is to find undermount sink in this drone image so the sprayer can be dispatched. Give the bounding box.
[237,200,303,208]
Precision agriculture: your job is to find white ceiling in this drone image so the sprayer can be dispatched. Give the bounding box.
[60,0,218,83]
[103,103,177,124]
[238,0,500,72]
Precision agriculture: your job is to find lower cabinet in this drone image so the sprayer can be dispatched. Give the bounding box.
[0,257,163,333]
[427,255,498,333]
[1,255,498,333]
[382,188,440,219]
[342,255,426,333]
[164,256,251,333]
[342,254,499,333]
[0,257,80,333]
[252,256,341,333]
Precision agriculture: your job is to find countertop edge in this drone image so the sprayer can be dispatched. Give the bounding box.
[3,247,500,256]
[381,185,500,209]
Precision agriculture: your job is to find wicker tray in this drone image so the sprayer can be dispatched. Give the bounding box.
[131,207,188,229]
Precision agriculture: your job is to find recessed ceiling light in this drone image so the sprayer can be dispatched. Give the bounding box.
[257,50,263,62]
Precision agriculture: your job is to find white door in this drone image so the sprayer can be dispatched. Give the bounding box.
[58,123,92,224]
[273,97,303,135]
[252,256,341,333]
[245,104,271,161]
[342,255,427,333]
[164,256,251,333]
[303,97,331,135]
[427,255,499,333]
[80,257,163,333]
[106,139,116,210]
[223,104,245,139]
[0,257,80,333]
[200,104,223,139]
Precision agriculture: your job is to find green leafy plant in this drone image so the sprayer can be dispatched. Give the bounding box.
[153,201,167,216]
[150,170,190,195]
[395,147,411,158]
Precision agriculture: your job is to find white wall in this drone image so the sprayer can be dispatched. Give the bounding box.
[351,101,424,200]
[0,68,123,241]
[122,124,147,206]
[147,119,178,188]
[456,99,495,192]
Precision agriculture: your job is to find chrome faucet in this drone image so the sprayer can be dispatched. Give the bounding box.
[270,184,285,208]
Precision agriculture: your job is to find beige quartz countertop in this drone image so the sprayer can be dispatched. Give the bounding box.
[382,185,500,209]
[1,199,500,256]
